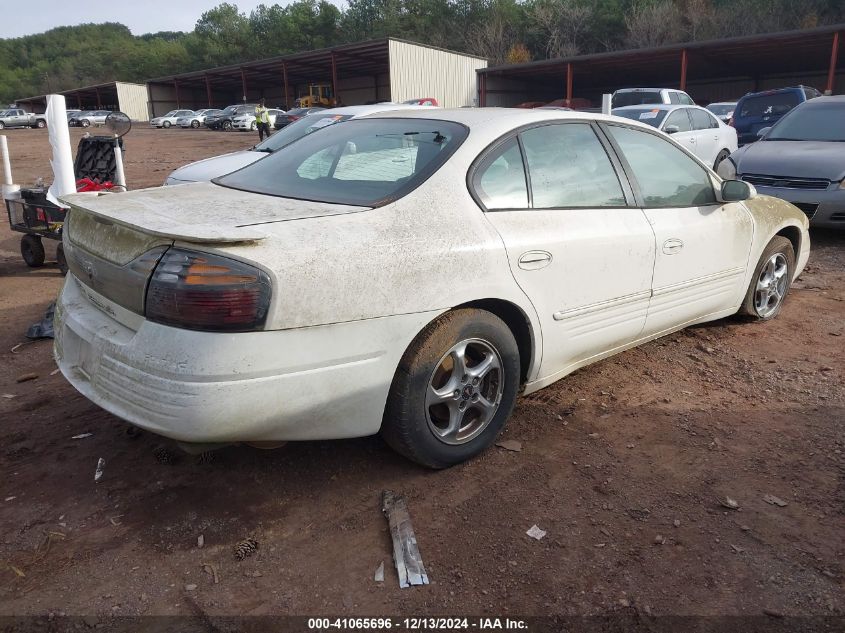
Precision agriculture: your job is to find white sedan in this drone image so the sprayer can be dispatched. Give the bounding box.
[150,109,196,129]
[613,104,738,170]
[55,109,808,468]
[232,109,284,131]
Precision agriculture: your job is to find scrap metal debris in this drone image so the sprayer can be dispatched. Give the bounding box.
[2,394,16,399]
[197,535,205,549]
[71,433,92,440]
[94,458,105,483]
[495,439,522,452]
[233,538,259,560]
[763,494,788,507]
[374,561,384,582]
[382,490,429,588]
[26,302,55,339]
[526,524,547,540]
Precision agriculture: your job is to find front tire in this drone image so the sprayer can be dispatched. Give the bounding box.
[191,120,199,128]
[740,236,795,320]
[80,119,90,128]
[163,120,171,129]
[21,235,46,267]
[0,122,5,129]
[222,120,232,131]
[36,120,46,129]
[381,309,520,468]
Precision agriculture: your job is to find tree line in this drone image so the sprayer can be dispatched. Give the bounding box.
[2,0,842,105]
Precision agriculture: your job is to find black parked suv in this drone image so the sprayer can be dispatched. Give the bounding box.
[731,86,821,146]
[204,104,257,131]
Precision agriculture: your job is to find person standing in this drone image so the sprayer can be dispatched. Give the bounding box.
[255,99,271,142]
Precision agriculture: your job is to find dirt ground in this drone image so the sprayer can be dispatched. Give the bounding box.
[0,127,843,624]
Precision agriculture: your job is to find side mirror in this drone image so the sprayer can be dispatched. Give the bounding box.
[664,125,680,134]
[756,126,771,138]
[721,179,754,202]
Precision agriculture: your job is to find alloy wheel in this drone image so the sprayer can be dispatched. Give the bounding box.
[425,338,504,445]
[754,253,788,317]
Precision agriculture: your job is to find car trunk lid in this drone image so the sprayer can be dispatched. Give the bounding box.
[61,181,365,318]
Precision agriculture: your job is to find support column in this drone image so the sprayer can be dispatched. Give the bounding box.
[283,61,290,109]
[330,52,338,104]
[479,73,487,107]
[174,80,181,108]
[205,75,213,108]
[76,93,82,109]
[241,68,248,102]
[826,31,840,94]
[566,63,573,105]
[95,86,102,109]
[680,49,688,91]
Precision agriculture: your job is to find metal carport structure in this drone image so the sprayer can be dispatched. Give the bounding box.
[15,82,150,121]
[478,24,844,107]
[146,38,486,117]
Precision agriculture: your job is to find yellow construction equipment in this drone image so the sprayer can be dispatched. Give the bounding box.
[295,84,337,108]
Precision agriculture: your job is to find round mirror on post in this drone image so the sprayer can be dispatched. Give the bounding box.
[104,111,131,138]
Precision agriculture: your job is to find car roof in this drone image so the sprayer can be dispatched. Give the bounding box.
[313,103,435,118]
[365,107,657,129]
[612,104,697,112]
[613,88,678,93]
[708,101,736,106]
[798,95,845,106]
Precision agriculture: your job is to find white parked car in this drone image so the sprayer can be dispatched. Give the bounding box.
[165,104,434,185]
[55,109,809,468]
[613,104,738,170]
[177,109,220,128]
[232,108,284,131]
[611,88,695,108]
[151,110,196,129]
[706,101,737,124]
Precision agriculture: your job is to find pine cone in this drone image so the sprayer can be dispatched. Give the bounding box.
[234,538,259,560]
[153,446,176,464]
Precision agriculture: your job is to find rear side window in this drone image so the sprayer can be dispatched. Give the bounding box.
[668,93,681,104]
[520,123,626,208]
[738,92,800,118]
[608,125,716,208]
[690,108,718,130]
[679,93,695,105]
[664,109,692,132]
[473,138,528,210]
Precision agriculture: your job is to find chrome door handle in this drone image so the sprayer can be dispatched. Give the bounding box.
[518,251,553,270]
[662,238,684,255]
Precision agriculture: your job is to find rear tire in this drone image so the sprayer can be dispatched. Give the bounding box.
[36,119,46,129]
[713,149,730,171]
[739,236,795,321]
[80,119,90,128]
[222,121,232,131]
[21,235,46,267]
[0,122,5,129]
[381,309,520,469]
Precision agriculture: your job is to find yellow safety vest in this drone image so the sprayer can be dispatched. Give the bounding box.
[256,106,270,124]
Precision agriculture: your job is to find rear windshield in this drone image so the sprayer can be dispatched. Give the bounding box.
[612,108,668,128]
[256,113,354,152]
[738,92,799,118]
[216,118,467,207]
[766,103,845,142]
[706,104,734,116]
[612,92,662,107]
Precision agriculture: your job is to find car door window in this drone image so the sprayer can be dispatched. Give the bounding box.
[520,124,626,208]
[690,108,718,130]
[607,125,717,207]
[472,138,528,210]
[664,109,692,132]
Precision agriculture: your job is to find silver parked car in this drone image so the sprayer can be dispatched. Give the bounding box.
[76,110,111,128]
[718,96,845,228]
[177,109,220,128]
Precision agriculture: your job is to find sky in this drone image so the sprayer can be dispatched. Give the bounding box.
[1,0,344,39]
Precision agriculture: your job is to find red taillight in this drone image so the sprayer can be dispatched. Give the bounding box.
[145,248,271,332]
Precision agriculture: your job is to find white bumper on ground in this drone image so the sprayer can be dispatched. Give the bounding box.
[54,274,441,444]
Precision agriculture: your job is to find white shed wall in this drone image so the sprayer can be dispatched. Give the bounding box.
[115,82,150,121]
[388,40,486,108]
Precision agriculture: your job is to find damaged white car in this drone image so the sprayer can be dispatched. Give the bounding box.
[55,109,809,468]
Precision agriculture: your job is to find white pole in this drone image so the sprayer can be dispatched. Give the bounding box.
[0,136,12,185]
[602,94,612,115]
[113,145,127,192]
[45,95,76,205]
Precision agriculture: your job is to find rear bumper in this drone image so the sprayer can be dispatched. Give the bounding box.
[54,273,440,443]
[751,184,845,228]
